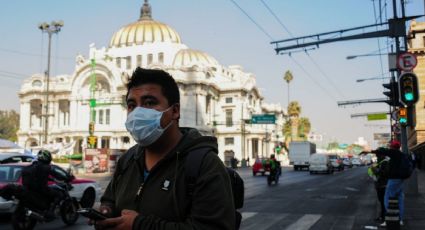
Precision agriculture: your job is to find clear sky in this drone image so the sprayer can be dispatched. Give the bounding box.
[1,0,424,147]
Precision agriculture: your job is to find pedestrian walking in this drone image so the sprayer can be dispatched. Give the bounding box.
[368,151,389,223]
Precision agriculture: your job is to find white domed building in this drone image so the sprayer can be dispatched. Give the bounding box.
[17,1,285,165]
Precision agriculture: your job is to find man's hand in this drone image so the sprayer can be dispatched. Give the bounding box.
[88,205,112,227]
[94,209,139,230]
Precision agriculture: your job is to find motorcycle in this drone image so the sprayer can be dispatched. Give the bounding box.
[4,178,80,230]
[267,161,282,186]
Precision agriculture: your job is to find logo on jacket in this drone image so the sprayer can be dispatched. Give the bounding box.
[161,179,171,191]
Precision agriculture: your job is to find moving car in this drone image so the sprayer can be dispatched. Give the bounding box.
[0,162,102,213]
[329,154,344,171]
[342,158,353,168]
[252,158,269,176]
[351,157,362,166]
[309,153,333,174]
[0,152,34,164]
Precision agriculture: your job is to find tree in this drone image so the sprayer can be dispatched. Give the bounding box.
[0,110,20,142]
[282,101,312,142]
[298,117,311,140]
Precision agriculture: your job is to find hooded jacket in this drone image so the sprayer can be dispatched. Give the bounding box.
[373,148,403,179]
[101,128,235,230]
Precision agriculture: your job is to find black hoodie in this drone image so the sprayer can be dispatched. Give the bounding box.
[101,128,235,230]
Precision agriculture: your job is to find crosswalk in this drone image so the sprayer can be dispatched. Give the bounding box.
[240,212,364,230]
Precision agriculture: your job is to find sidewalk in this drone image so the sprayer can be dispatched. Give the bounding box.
[404,169,425,229]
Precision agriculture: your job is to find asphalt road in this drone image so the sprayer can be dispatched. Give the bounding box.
[0,166,379,230]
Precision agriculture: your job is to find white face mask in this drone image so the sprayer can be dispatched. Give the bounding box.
[125,106,173,147]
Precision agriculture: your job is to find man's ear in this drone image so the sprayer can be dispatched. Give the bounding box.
[172,103,180,120]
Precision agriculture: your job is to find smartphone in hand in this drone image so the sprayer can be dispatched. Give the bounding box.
[77,208,107,220]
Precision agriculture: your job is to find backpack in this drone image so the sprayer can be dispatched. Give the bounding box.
[185,147,244,230]
[399,153,414,179]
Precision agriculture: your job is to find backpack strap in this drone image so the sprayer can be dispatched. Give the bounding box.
[185,147,214,197]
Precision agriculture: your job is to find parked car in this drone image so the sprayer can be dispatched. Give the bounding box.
[0,162,102,213]
[351,157,362,166]
[342,158,353,168]
[309,153,333,174]
[252,158,269,176]
[328,154,344,171]
[0,152,35,164]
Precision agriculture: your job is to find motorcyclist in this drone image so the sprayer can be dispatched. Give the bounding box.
[268,154,280,181]
[21,150,68,220]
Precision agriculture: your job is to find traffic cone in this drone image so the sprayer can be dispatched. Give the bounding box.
[385,197,400,230]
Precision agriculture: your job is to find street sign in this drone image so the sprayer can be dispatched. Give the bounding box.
[397,52,417,71]
[367,113,387,121]
[373,133,391,141]
[251,114,276,124]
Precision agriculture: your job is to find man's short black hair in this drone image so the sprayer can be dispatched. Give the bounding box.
[126,68,180,106]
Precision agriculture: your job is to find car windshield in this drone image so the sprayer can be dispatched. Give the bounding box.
[0,165,23,182]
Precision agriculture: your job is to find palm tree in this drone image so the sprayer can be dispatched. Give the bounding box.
[287,101,301,141]
[283,71,293,108]
[298,117,311,140]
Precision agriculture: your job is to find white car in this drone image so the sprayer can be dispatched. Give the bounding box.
[309,153,333,174]
[351,157,362,166]
[0,162,102,213]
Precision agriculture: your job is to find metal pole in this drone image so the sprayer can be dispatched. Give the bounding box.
[44,32,52,144]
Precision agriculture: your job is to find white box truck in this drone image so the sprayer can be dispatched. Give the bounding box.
[289,141,316,171]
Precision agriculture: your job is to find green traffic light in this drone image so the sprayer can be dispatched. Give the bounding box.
[399,117,407,124]
[404,92,414,101]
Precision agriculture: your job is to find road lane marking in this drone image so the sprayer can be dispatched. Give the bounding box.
[241,213,288,230]
[345,187,359,192]
[284,214,321,230]
[241,212,257,221]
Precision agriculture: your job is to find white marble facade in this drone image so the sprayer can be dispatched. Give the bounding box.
[17,1,285,165]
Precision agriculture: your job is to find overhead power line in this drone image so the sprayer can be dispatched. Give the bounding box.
[260,0,345,100]
[0,47,73,60]
[228,0,274,40]
[260,0,293,38]
[289,56,338,101]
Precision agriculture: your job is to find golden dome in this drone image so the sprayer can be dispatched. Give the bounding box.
[173,49,219,67]
[109,1,181,47]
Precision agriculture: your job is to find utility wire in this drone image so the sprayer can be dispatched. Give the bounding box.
[289,56,338,101]
[305,53,345,98]
[0,70,28,78]
[261,0,344,100]
[372,0,386,80]
[0,47,73,60]
[228,0,274,40]
[260,0,293,38]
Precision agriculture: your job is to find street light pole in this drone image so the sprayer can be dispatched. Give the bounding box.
[39,21,64,145]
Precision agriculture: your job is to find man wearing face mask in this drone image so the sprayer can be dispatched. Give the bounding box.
[94,68,235,230]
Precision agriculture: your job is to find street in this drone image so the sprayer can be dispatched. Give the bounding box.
[0,166,379,230]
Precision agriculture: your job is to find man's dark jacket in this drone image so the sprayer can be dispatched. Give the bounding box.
[101,128,235,230]
[373,148,403,179]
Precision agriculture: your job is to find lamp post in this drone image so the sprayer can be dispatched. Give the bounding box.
[346,53,388,60]
[356,76,391,82]
[39,21,64,145]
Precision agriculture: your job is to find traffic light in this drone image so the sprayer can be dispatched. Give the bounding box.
[89,122,95,135]
[398,72,419,106]
[383,81,399,106]
[398,107,407,126]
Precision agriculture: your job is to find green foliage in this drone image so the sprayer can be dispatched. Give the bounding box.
[287,101,301,117]
[0,110,20,142]
[327,142,340,150]
[298,117,311,140]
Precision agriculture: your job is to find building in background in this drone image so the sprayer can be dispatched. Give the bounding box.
[17,1,285,165]
[408,20,425,167]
